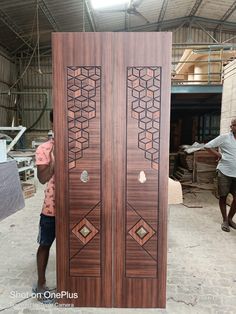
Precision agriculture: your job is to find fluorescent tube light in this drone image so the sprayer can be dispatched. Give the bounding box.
[91,0,128,10]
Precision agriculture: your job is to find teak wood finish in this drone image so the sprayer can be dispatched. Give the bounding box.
[53,32,171,308]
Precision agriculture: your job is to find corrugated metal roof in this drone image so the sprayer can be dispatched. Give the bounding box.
[0,0,235,55]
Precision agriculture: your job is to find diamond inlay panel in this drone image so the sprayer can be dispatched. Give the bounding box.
[67,66,101,170]
[128,219,156,246]
[79,226,91,238]
[72,218,98,245]
[127,66,161,170]
[136,226,148,239]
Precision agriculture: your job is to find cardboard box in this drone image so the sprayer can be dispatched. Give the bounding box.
[21,183,36,199]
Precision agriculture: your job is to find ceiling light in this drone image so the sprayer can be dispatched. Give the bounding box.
[90,0,128,10]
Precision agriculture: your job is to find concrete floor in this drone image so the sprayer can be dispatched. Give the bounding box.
[0,182,236,314]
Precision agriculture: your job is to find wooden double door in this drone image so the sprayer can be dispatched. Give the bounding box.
[53,32,171,308]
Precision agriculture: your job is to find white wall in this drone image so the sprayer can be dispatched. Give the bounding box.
[220,59,236,134]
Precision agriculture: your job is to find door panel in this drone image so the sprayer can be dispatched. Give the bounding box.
[53,33,113,307]
[113,33,171,308]
[68,66,101,278]
[126,66,160,279]
[53,32,171,308]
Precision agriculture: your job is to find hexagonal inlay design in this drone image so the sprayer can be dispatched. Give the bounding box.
[67,66,101,170]
[128,219,156,246]
[72,218,98,245]
[128,66,161,170]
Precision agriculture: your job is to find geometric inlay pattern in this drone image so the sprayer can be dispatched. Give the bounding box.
[67,66,101,170]
[136,226,148,238]
[128,218,156,246]
[72,217,98,245]
[127,66,161,170]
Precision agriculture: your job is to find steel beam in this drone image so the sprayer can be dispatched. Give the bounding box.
[171,85,222,94]
[193,21,219,43]
[189,0,204,16]
[39,0,60,31]
[157,0,169,30]
[215,0,236,31]
[0,43,12,58]
[0,9,33,51]
[85,0,97,31]
[118,16,236,32]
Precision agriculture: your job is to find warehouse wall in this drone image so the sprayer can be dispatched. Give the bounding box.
[11,27,236,136]
[19,27,236,127]
[220,59,236,134]
[172,27,236,73]
[20,56,52,131]
[0,52,17,126]
[15,56,52,148]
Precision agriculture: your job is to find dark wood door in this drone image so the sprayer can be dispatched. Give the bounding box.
[53,32,171,308]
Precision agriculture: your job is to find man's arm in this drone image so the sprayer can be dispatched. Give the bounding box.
[37,164,54,184]
[204,134,225,161]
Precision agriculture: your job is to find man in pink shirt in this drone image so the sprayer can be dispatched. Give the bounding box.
[33,110,55,302]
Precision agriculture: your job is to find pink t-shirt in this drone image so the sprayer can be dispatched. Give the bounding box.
[35,139,55,216]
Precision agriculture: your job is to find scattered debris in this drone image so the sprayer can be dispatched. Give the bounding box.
[181,182,214,190]
[185,244,200,249]
[183,204,203,208]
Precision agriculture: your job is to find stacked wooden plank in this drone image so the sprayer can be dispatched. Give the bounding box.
[173,166,193,182]
[179,152,193,170]
[193,150,217,183]
[172,150,217,184]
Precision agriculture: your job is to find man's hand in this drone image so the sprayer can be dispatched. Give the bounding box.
[205,147,221,162]
[216,152,222,162]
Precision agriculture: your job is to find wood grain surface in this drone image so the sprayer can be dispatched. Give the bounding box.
[53,32,171,308]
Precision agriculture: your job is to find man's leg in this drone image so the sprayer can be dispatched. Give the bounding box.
[219,196,230,232]
[37,244,51,289]
[228,195,236,229]
[219,196,227,222]
[217,171,230,232]
[36,214,55,290]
